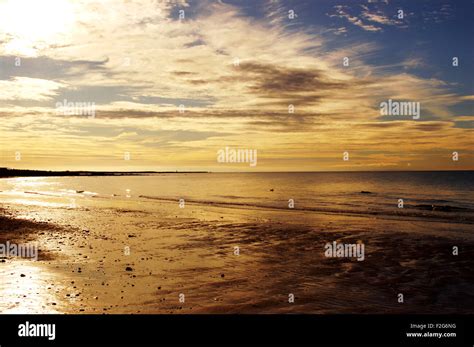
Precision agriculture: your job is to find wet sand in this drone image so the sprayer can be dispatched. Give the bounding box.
[1,200,473,314]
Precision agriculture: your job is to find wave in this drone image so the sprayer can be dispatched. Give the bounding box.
[11,190,474,224]
[138,195,474,224]
[23,190,98,197]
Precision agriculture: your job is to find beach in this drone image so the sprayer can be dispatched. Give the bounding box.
[1,172,473,314]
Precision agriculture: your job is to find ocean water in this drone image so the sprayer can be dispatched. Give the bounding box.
[0,171,473,222]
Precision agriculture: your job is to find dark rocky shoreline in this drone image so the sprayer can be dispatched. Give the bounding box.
[0,168,208,178]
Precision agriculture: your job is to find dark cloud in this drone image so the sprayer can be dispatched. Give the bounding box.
[240,62,344,93]
[355,120,452,132]
[172,71,196,76]
[0,55,111,81]
[184,38,206,48]
[354,121,405,129]
[413,122,451,132]
[454,120,474,129]
[211,61,350,106]
[187,79,209,85]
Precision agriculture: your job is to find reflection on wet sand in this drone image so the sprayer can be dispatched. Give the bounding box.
[0,261,60,313]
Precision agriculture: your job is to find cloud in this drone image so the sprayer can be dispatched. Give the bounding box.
[0,0,471,171]
[360,4,402,26]
[329,3,405,32]
[330,5,383,32]
[332,27,348,35]
[422,3,455,24]
[0,77,64,101]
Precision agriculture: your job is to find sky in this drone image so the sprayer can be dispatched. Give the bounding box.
[0,0,472,172]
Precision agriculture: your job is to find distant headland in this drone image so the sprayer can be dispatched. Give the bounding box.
[0,168,208,178]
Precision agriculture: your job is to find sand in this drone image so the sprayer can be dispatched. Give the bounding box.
[1,200,473,314]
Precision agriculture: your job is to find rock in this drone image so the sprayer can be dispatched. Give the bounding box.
[125,266,133,271]
[360,191,372,194]
[20,274,26,277]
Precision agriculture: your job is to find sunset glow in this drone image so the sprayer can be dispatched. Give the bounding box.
[0,0,472,171]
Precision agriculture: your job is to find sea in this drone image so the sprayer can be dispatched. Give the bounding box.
[0,171,472,223]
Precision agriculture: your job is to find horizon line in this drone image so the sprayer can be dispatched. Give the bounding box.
[1,167,473,174]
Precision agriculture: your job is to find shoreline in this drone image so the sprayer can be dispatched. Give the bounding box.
[0,168,209,178]
[1,169,473,179]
